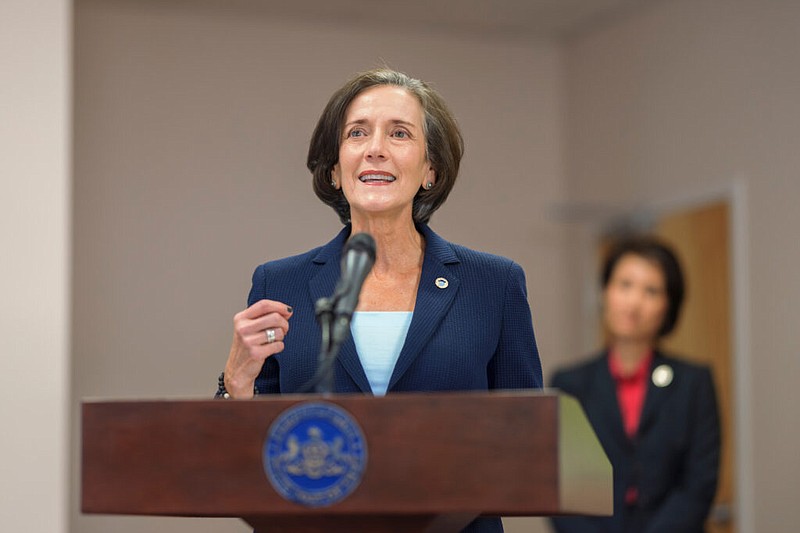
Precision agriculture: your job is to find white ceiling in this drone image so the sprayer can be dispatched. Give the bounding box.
[255,0,660,40]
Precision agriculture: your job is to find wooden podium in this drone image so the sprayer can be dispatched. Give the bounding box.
[82,391,611,532]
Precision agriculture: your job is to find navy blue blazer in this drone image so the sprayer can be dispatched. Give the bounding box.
[248,223,543,395]
[550,352,720,533]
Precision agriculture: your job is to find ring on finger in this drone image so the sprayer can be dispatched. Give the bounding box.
[265,328,277,344]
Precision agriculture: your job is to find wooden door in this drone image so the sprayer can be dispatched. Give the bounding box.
[655,201,734,533]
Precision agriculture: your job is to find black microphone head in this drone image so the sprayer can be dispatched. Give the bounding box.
[345,233,376,262]
[333,232,376,316]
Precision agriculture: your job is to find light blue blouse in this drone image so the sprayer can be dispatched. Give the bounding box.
[350,311,413,396]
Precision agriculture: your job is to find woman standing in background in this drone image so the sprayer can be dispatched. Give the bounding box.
[550,237,720,533]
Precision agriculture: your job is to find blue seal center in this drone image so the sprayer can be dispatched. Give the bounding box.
[264,402,367,507]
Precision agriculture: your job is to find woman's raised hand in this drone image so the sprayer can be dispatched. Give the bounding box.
[223,299,293,398]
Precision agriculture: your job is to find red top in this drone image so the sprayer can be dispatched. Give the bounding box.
[608,350,653,505]
[608,350,653,438]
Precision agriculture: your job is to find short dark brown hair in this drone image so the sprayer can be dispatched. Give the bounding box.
[601,237,686,337]
[307,68,464,224]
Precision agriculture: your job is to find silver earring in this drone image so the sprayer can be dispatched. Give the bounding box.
[425,182,433,190]
[331,180,336,188]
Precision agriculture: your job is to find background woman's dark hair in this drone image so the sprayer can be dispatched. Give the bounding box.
[601,236,686,337]
[307,68,464,224]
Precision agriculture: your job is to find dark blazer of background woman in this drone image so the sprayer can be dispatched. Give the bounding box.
[550,350,720,533]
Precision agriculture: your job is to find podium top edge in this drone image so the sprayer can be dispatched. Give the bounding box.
[81,389,565,405]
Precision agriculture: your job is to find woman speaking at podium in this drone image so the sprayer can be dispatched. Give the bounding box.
[215,68,543,533]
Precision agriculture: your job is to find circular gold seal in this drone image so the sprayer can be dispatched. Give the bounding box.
[264,402,367,507]
[651,364,674,388]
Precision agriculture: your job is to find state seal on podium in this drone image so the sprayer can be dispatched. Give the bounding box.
[263,402,368,507]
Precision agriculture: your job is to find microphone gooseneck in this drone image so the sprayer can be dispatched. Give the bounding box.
[300,232,376,394]
[331,232,376,343]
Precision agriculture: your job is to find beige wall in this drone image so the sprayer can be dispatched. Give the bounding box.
[0,0,71,532]
[565,0,800,531]
[72,1,565,531]
[9,0,787,531]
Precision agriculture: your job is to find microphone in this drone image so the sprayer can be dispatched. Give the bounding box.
[306,233,375,394]
[332,233,377,320]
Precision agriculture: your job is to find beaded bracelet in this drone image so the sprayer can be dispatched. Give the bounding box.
[216,371,258,399]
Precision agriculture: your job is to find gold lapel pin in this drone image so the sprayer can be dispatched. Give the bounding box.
[435,277,449,289]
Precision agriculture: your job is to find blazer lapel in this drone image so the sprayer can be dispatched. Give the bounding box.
[388,225,460,390]
[591,354,632,450]
[307,226,372,393]
[638,353,672,435]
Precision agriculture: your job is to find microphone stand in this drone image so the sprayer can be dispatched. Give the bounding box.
[299,232,375,394]
[313,296,337,394]
[298,294,351,394]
